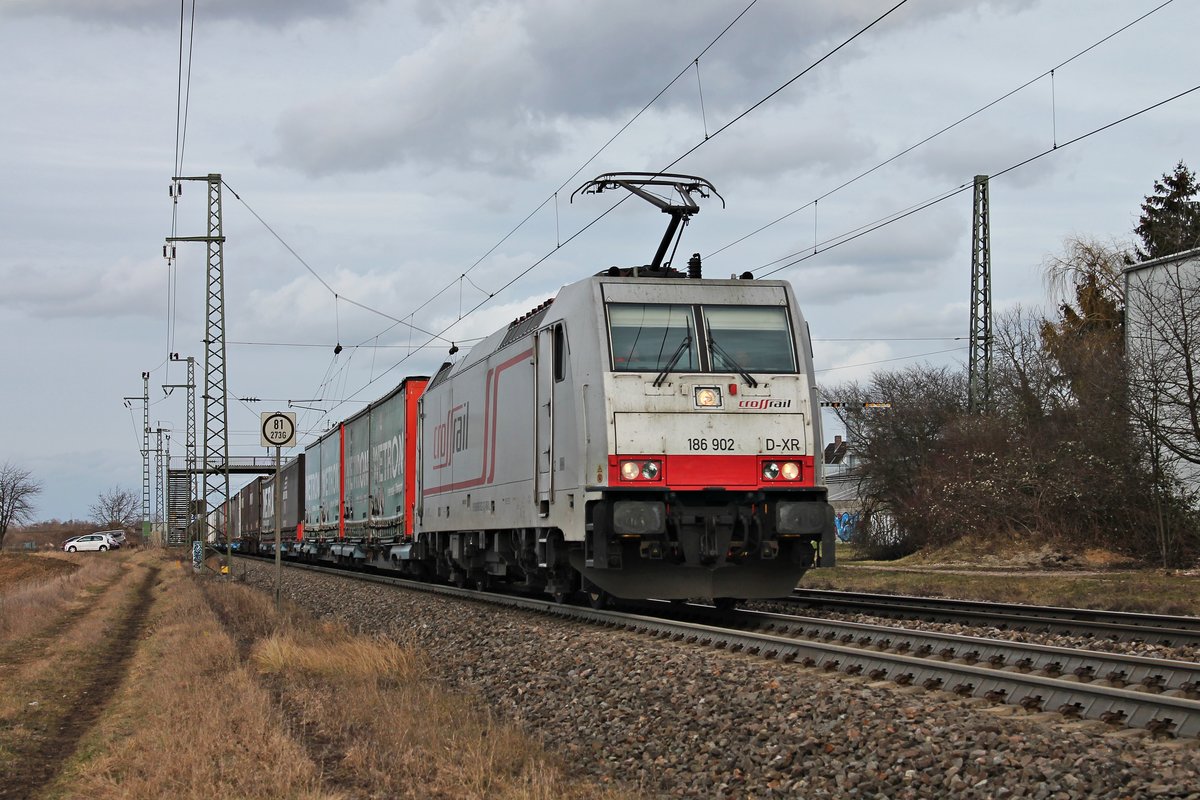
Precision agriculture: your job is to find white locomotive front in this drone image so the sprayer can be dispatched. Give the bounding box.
[415,266,835,603]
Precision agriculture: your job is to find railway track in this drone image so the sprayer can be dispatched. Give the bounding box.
[239,556,1200,738]
[785,588,1200,647]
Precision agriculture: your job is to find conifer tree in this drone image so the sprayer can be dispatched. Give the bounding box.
[1135,160,1200,261]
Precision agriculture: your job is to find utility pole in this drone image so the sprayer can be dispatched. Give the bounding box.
[123,381,150,544]
[968,175,993,414]
[163,431,171,540]
[168,174,232,577]
[154,428,165,541]
[141,372,151,540]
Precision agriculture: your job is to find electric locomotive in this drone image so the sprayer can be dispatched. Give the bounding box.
[410,174,835,603]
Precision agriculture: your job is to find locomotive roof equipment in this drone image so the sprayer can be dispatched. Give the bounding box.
[571,172,724,273]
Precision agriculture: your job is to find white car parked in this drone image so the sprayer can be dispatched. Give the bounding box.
[63,533,119,552]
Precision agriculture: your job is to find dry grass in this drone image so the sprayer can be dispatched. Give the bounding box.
[44,553,334,800]
[253,625,425,679]
[816,535,1200,614]
[0,553,120,645]
[0,550,603,798]
[804,564,1200,615]
[0,553,155,794]
[203,582,631,800]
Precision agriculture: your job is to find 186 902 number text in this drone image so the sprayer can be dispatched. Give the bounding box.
[687,437,736,451]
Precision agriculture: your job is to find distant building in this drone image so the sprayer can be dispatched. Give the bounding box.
[1122,247,1200,495]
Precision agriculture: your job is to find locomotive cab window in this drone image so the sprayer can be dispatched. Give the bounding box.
[553,323,567,382]
[607,302,795,374]
[703,305,796,373]
[607,303,698,372]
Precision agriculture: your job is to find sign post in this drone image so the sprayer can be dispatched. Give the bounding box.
[261,412,297,610]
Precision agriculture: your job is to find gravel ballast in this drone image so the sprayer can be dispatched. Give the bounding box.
[241,562,1200,799]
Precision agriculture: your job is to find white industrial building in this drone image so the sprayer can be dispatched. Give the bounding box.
[1122,247,1200,495]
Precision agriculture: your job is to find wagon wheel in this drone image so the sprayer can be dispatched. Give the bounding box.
[587,588,610,610]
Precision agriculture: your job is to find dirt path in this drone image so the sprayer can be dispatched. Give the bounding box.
[0,569,127,669]
[0,566,160,800]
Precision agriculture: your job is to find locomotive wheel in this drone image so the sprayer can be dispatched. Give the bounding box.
[551,590,569,605]
[452,572,469,589]
[587,589,609,610]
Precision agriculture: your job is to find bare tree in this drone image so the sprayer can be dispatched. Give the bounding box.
[822,365,965,557]
[991,306,1069,425]
[90,486,140,530]
[1042,236,1130,307]
[0,462,42,549]
[1126,260,1200,467]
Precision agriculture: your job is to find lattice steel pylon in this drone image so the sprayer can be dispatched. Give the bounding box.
[968,175,992,414]
[154,427,165,536]
[167,174,231,551]
[141,372,151,539]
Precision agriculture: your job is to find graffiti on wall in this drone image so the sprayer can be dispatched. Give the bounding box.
[834,511,860,542]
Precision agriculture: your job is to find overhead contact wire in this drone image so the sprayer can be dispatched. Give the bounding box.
[756,82,1200,280]
[705,0,1176,261]
[310,0,908,427]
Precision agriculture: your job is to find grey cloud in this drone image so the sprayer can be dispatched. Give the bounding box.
[0,259,165,320]
[0,0,380,28]
[271,0,1017,177]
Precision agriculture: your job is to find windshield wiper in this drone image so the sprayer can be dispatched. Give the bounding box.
[708,335,758,388]
[653,333,691,387]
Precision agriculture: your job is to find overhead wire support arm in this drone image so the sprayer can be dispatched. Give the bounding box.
[572,172,724,270]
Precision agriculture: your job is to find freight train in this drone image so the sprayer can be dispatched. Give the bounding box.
[213,174,836,605]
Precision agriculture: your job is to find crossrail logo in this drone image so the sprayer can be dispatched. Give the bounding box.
[433,402,469,469]
[737,399,792,410]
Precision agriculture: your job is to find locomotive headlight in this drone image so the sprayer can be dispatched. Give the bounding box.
[694,386,722,408]
[762,462,780,480]
[619,459,662,481]
[781,461,801,481]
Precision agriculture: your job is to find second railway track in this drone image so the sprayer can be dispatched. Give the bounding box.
[241,555,1200,739]
[784,588,1200,647]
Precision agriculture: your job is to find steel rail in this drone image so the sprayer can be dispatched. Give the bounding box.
[786,588,1200,646]
[726,606,1200,694]
[244,556,1200,738]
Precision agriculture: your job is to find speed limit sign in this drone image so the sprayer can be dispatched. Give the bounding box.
[260,412,297,448]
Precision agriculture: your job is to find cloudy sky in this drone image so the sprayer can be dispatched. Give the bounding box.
[0,0,1195,521]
